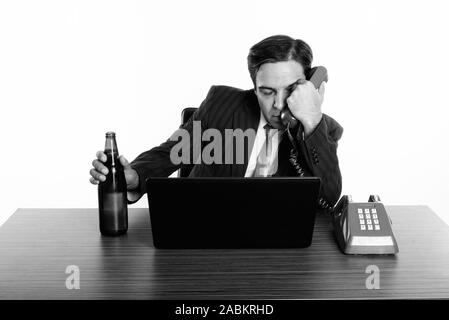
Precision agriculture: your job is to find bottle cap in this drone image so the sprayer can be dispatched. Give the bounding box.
[105,131,116,137]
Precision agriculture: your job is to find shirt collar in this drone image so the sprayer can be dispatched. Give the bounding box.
[259,109,287,135]
[259,109,268,128]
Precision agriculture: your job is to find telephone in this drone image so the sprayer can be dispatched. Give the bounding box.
[280,66,328,128]
[332,195,399,255]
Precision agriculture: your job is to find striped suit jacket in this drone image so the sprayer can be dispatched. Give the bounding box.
[130,85,344,206]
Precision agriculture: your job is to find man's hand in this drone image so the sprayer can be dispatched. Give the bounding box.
[286,80,325,135]
[89,151,139,190]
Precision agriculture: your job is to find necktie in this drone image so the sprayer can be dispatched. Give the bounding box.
[254,124,276,177]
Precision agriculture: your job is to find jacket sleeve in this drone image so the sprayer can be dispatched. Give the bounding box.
[127,86,217,203]
[295,114,344,207]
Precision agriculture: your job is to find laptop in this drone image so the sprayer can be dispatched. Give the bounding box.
[145,177,321,249]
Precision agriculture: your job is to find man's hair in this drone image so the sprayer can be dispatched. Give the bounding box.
[247,35,313,87]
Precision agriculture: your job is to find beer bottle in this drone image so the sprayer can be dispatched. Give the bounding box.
[98,132,128,236]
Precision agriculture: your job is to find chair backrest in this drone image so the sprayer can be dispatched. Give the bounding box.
[181,107,197,125]
[178,107,198,177]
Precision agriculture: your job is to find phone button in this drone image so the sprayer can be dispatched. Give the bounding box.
[359,219,365,225]
[372,213,378,219]
[374,219,379,225]
[368,225,373,230]
[366,219,372,225]
[359,214,364,219]
[358,209,363,214]
[361,225,366,230]
[375,225,380,230]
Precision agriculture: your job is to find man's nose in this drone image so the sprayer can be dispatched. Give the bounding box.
[273,94,286,110]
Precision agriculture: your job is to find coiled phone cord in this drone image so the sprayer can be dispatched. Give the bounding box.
[286,122,333,213]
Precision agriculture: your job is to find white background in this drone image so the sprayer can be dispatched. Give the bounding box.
[0,0,448,227]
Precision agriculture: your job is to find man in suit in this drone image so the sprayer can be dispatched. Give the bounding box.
[89,35,343,208]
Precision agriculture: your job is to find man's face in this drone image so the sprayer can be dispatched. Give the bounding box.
[254,60,305,129]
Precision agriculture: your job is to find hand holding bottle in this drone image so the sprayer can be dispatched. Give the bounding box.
[90,151,139,191]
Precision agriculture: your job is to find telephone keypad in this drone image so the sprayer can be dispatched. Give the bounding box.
[357,207,381,231]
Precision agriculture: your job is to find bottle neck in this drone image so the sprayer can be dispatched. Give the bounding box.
[104,136,119,166]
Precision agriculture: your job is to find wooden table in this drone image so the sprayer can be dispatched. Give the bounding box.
[1,206,449,299]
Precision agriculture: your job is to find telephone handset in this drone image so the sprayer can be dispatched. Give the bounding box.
[280,66,328,128]
[332,195,399,255]
[284,66,332,212]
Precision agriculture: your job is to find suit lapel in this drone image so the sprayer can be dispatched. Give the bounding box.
[231,90,260,177]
